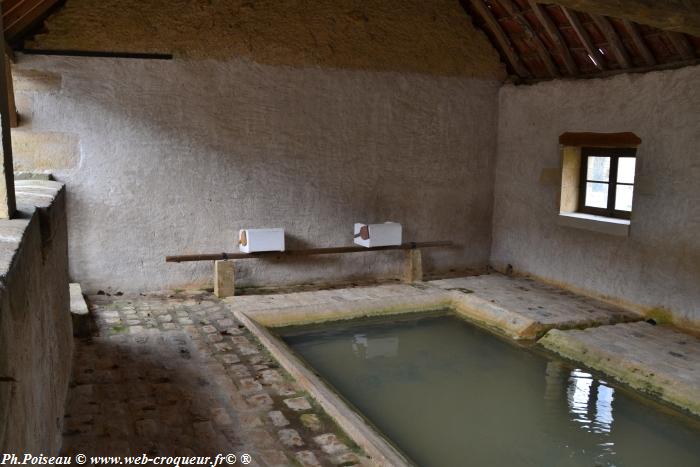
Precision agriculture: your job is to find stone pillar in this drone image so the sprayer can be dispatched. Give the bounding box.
[402,249,423,283]
[214,260,235,298]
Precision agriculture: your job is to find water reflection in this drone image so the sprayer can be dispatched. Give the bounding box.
[565,368,615,434]
[543,362,619,462]
[352,334,399,359]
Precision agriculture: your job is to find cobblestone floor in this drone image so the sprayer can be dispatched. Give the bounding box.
[61,290,370,466]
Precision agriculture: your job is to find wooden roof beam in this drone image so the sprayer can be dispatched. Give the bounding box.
[468,0,531,78]
[590,14,632,68]
[498,0,560,77]
[561,7,606,71]
[621,19,656,66]
[527,1,578,75]
[533,0,700,38]
[665,32,695,60]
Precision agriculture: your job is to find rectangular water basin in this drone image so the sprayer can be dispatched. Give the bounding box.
[278,311,700,467]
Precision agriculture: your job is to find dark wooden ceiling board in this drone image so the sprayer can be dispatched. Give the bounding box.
[666,31,696,60]
[468,0,533,78]
[590,13,632,68]
[498,0,560,76]
[621,19,657,66]
[561,6,606,70]
[528,0,579,75]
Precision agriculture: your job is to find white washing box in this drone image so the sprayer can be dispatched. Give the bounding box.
[353,222,402,248]
[239,228,285,253]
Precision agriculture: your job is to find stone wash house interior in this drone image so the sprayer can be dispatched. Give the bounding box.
[1,0,699,466]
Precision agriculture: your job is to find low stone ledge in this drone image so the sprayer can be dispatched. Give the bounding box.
[0,178,72,454]
[431,274,642,340]
[235,311,413,466]
[539,322,700,417]
[226,285,452,328]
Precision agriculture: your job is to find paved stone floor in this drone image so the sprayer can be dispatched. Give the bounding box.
[430,274,642,338]
[62,274,700,464]
[61,290,370,466]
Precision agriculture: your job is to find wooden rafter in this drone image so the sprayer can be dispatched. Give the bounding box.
[665,32,695,60]
[527,1,578,75]
[468,0,531,78]
[561,7,605,71]
[498,0,559,77]
[4,54,17,128]
[621,19,656,66]
[464,1,699,82]
[2,0,63,41]
[590,14,631,68]
[0,4,16,219]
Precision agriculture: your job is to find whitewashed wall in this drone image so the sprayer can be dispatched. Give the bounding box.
[14,55,500,292]
[492,66,700,327]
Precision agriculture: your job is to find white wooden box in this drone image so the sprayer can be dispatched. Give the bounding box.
[353,222,402,248]
[238,228,285,253]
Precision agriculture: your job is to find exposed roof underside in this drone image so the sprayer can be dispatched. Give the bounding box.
[541,0,700,37]
[1,0,63,41]
[465,0,700,81]
[2,0,700,82]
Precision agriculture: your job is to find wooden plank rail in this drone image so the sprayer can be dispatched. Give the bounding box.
[166,241,454,263]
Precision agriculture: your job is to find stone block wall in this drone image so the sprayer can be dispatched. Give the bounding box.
[0,180,72,454]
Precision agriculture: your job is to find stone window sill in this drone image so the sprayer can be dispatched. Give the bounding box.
[558,212,630,237]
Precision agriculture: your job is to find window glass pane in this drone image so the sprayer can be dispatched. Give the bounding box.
[587,157,610,181]
[615,185,634,211]
[617,157,636,184]
[585,182,609,208]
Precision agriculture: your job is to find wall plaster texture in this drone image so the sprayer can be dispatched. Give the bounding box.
[13,55,500,293]
[26,0,504,78]
[491,65,700,327]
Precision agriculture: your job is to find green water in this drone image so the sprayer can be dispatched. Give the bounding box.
[280,313,700,467]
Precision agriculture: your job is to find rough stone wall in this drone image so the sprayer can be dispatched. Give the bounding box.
[13,54,500,293]
[491,65,700,328]
[26,0,504,79]
[0,181,72,454]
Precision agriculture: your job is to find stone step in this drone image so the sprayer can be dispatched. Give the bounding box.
[540,321,700,416]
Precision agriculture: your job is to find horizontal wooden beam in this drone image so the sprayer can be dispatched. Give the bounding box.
[166,241,455,263]
[523,57,700,83]
[559,132,641,147]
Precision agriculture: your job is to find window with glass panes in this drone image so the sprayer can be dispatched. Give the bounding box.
[579,147,637,219]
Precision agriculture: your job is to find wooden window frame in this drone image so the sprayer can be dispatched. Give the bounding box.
[578,147,637,220]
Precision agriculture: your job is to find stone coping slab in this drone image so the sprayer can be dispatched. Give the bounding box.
[225,283,452,329]
[431,274,642,339]
[225,277,695,462]
[234,310,413,467]
[0,179,64,281]
[227,274,643,340]
[540,322,700,417]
